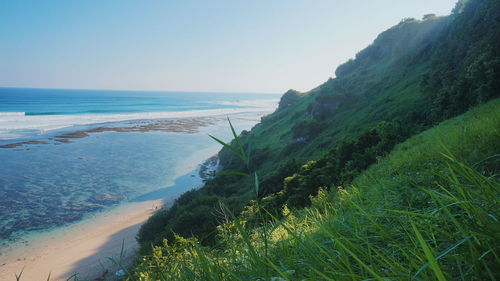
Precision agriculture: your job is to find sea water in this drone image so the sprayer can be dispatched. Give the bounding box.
[0,88,279,247]
[0,88,278,140]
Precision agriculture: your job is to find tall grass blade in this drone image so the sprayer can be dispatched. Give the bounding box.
[209,134,244,160]
[227,117,247,164]
[411,222,447,281]
[14,267,24,281]
[412,236,471,279]
[334,238,386,281]
[65,273,78,281]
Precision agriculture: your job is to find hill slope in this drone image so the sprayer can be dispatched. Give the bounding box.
[137,0,499,251]
[132,97,499,280]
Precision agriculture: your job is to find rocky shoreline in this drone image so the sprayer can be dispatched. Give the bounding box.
[0,140,50,149]
[199,155,219,181]
[0,117,224,149]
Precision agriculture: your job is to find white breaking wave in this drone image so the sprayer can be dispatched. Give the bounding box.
[217,98,280,108]
[0,100,278,140]
[0,112,25,116]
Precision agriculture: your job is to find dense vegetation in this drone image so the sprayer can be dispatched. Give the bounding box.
[132,95,499,281]
[132,0,499,279]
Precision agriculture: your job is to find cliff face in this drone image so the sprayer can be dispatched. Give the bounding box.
[138,0,500,247]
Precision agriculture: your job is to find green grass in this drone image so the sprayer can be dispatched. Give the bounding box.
[138,0,499,250]
[130,99,499,280]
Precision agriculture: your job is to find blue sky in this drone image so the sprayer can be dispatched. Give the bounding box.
[0,0,457,93]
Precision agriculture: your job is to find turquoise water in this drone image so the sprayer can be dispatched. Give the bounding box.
[0,88,279,140]
[0,88,274,115]
[0,88,278,244]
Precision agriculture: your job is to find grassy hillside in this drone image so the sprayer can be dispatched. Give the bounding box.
[131,98,499,280]
[137,0,499,255]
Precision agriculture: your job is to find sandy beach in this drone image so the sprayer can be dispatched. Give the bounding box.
[0,154,219,281]
[0,111,257,281]
[0,199,163,281]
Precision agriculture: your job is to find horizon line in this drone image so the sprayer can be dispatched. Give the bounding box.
[0,86,282,95]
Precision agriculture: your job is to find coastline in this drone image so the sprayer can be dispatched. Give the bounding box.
[0,156,219,281]
[0,88,277,280]
[0,109,270,280]
[0,111,265,242]
[0,104,278,142]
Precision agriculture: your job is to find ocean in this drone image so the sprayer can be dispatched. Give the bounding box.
[0,88,278,140]
[0,87,279,247]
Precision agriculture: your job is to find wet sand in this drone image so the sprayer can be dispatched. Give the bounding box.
[0,113,250,280]
[0,199,164,281]
[0,156,219,281]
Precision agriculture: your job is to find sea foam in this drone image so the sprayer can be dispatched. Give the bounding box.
[0,112,25,116]
[0,100,278,140]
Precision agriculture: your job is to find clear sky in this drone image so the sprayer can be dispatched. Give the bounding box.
[0,0,457,93]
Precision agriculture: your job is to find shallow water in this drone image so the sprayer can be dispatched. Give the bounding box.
[0,88,278,247]
[0,112,264,247]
